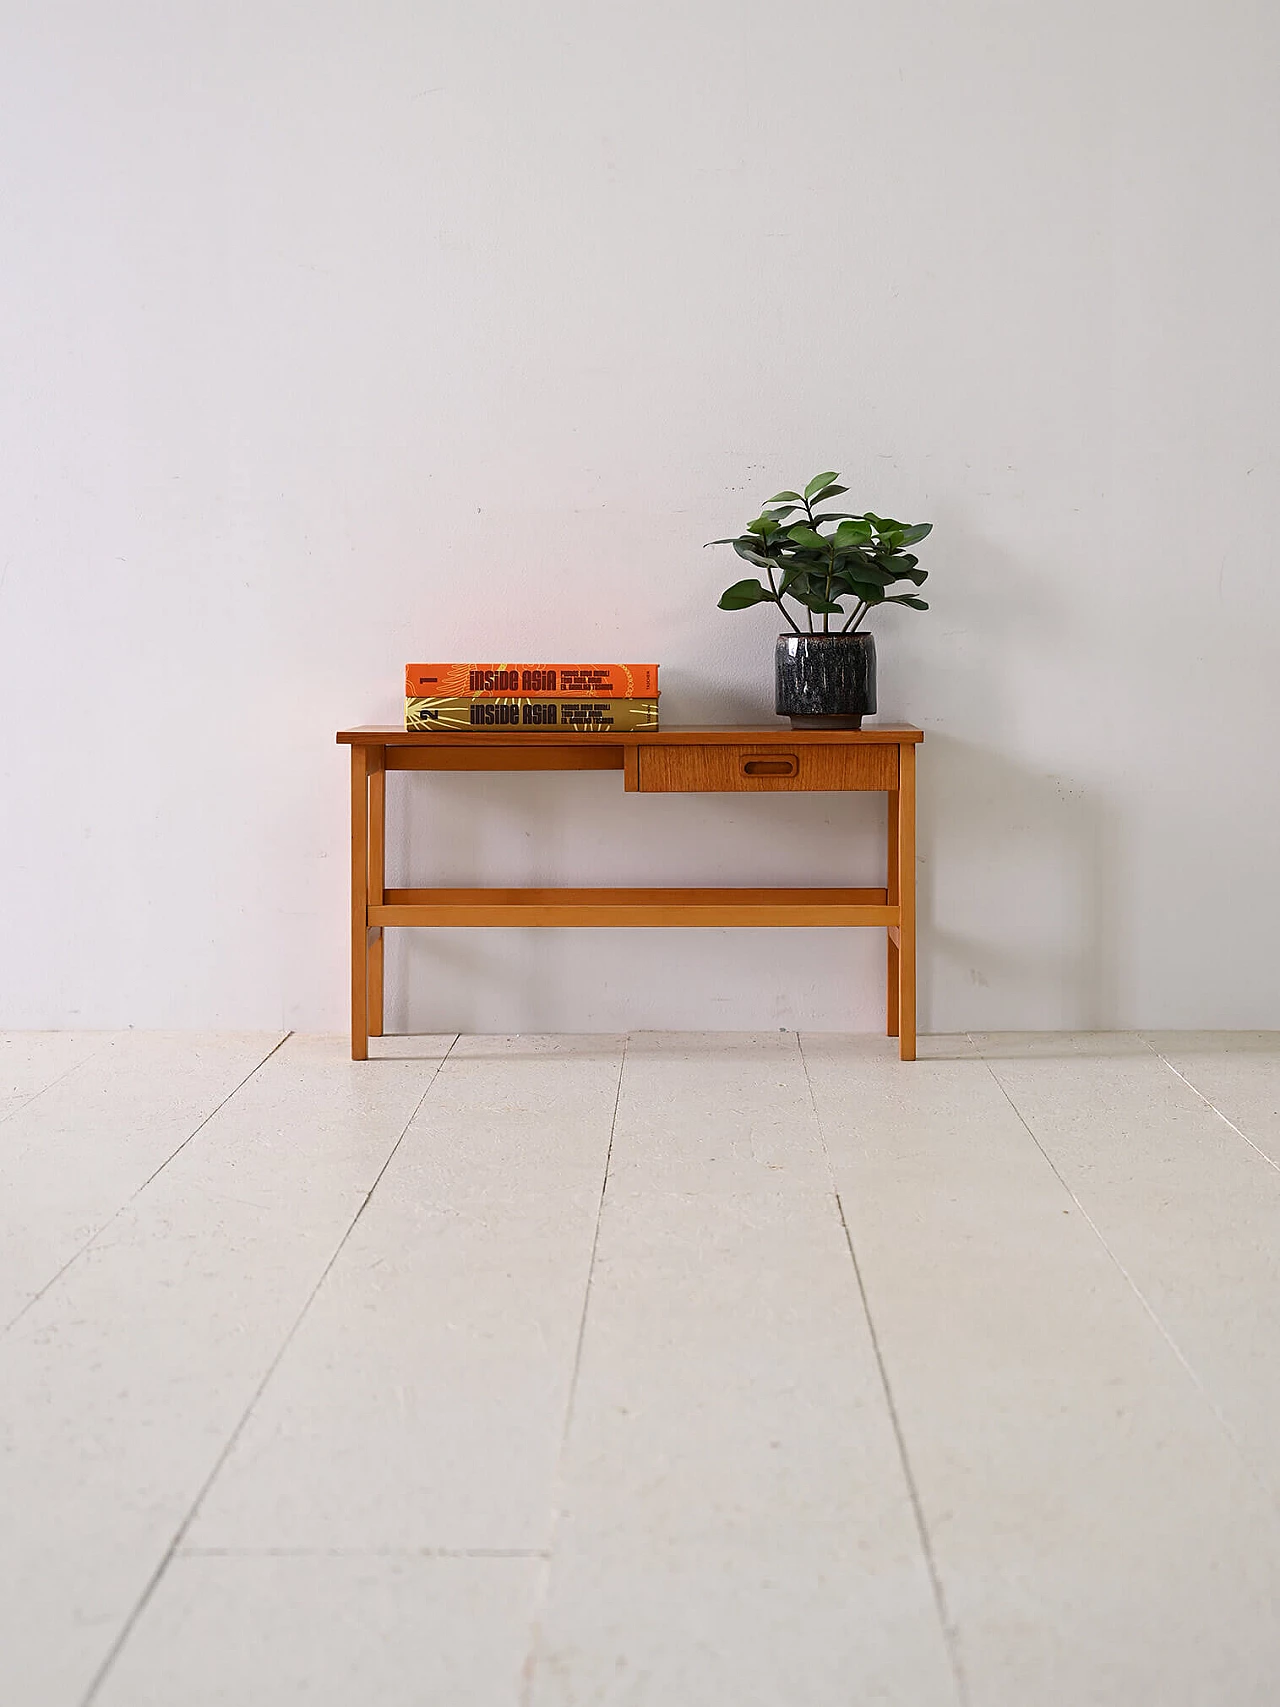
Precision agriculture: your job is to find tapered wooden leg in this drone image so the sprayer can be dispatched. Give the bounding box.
[367,754,386,1037]
[897,742,917,1061]
[350,744,370,1060]
[886,789,900,1038]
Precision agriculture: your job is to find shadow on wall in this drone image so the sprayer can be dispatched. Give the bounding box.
[369,502,1127,1035]
[876,496,1129,1034]
[377,732,1123,1037]
[920,733,1123,1032]
[380,767,886,1033]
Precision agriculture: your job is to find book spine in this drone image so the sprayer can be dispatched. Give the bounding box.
[406,697,660,733]
[405,664,659,698]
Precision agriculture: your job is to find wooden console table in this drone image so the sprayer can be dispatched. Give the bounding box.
[336,724,923,1061]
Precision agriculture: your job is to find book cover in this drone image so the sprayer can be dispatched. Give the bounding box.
[406,696,660,733]
[405,663,659,698]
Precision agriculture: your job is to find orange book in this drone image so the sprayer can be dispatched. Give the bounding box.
[406,663,658,698]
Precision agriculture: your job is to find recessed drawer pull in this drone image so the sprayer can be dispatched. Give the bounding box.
[636,743,897,792]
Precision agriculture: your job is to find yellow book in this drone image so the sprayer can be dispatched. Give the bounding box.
[406,696,660,732]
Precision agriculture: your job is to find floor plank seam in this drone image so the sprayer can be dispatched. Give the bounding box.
[518,1033,629,1707]
[0,1031,122,1132]
[2,1031,294,1339]
[179,1546,551,1559]
[1141,1037,1280,1175]
[129,1031,294,1198]
[974,1045,1269,1494]
[834,1193,972,1707]
[74,1033,461,1707]
[795,1033,970,1707]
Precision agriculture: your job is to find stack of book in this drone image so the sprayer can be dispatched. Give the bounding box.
[405,663,660,733]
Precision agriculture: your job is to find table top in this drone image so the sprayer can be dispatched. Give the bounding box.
[337,723,924,747]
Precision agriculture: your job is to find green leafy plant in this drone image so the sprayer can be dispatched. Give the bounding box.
[710,470,931,635]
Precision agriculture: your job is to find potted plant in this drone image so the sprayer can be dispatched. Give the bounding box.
[710,471,931,728]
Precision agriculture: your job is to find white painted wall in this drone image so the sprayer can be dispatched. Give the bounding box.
[3,0,1278,1033]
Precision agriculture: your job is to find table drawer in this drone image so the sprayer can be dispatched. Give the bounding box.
[637,743,898,793]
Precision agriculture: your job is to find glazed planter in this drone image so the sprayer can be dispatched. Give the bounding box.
[775,631,877,729]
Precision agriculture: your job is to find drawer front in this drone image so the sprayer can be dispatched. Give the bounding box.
[638,743,898,793]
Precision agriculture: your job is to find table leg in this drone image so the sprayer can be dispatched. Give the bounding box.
[886,788,900,1038]
[350,744,370,1061]
[897,741,917,1061]
[368,751,386,1037]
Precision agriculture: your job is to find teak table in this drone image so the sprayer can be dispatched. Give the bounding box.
[337,724,923,1061]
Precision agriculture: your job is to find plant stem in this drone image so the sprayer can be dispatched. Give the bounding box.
[768,566,803,635]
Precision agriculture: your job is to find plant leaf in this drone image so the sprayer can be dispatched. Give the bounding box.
[786,525,828,551]
[732,539,776,568]
[808,483,848,505]
[793,591,845,614]
[834,561,895,587]
[898,522,933,545]
[767,490,802,503]
[894,566,928,585]
[718,578,775,609]
[886,594,929,610]
[804,471,840,500]
[835,518,875,546]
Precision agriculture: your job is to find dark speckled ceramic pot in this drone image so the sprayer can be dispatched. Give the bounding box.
[775,632,877,729]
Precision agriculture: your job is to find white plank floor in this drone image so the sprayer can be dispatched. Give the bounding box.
[3,1031,1280,1706]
